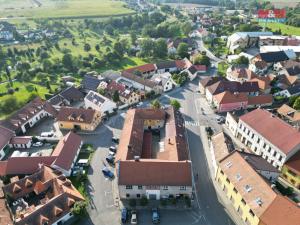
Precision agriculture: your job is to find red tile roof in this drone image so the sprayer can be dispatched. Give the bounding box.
[240,109,300,154]
[0,126,14,150]
[285,150,300,173]
[57,107,98,124]
[52,132,82,171]
[124,64,157,74]
[194,65,207,72]
[259,195,300,225]
[214,91,248,104]
[9,136,32,145]
[247,94,273,105]
[118,160,192,186]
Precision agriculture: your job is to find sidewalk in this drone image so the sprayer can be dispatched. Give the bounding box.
[199,126,246,225]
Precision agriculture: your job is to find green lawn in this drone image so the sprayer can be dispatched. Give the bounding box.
[0,0,133,19]
[260,22,300,36]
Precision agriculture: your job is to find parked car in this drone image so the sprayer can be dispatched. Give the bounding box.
[152,208,160,224]
[131,210,137,225]
[109,146,117,152]
[40,131,54,137]
[216,116,225,124]
[101,167,114,179]
[106,154,115,165]
[112,137,119,143]
[32,142,43,147]
[121,208,127,223]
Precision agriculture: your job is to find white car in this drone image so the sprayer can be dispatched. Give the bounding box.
[32,142,43,147]
[131,210,137,225]
[40,132,54,137]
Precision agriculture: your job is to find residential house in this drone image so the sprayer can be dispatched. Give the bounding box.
[227,32,273,53]
[250,77,272,94]
[81,75,102,93]
[274,84,300,98]
[121,71,162,94]
[0,97,57,134]
[151,72,177,92]
[0,126,14,160]
[205,81,259,103]
[57,107,101,131]
[226,67,257,82]
[259,51,290,65]
[106,81,140,105]
[259,36,286,46]
[48,86,84,107]
[9,136,32,149]
[249,60,268,75]
[168,37,197,53]
[115,107,192,200]
[183,65,207,80]
[275,60,300,77]
[0,22,15,41]
[51,132,82,176]
[225,110,246,135]
[280,150,300,190]
[0,132,82,177]
[261,45,300,57]
[276,74,299,90]
[216,151,300,225]
[213,91,248,113]
[277,104,300,126]
[231,108,300,169]
[84,90,117,114]
[247,95,273,109]
[2,165,85,225]
[199,76,225,95]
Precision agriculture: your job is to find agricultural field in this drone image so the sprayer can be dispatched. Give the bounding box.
[258,0,299,8]
[0,0,134,19]
[261,22,300,36]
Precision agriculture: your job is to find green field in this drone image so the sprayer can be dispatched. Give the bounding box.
[260,22,300,36]
[0,0,133,19]
[258,0,299,7]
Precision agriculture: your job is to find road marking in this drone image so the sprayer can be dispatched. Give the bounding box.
[194,98,202,114]
[104,191,112,196]
[106,204,114,208]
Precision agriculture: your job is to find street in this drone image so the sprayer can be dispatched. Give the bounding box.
[79,76,237,225]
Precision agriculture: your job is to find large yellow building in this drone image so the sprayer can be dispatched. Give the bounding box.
[281,151,300,190]
[216,151,300,225]
[57,107,101,131]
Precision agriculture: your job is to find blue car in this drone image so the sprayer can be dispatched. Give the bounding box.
[152,208,160,224]
[101,167,114,179]
[106,154,115,165]
[121,208,127,223]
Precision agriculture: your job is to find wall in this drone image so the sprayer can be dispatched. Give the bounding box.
[225,112,239,136]
[216,167,260,225]
[52,212,73,225]
[281,165,300,190]
[218,101,247,113]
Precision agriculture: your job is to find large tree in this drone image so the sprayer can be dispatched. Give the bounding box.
[194,54,211,67]
[170,99,181,110]
[177,43,189,59]
[151,99,161,109]
[154,38,167,58]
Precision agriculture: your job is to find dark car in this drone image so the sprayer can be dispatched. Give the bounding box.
[121,208,127,223]
[106,154,115,165]
[112,136,119,143]
[152,208,160,224]
[109,146,117,153]
[101,167,114,179]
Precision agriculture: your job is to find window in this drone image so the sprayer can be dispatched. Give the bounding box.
[288,169,296,177]
[241,198,246,205]
[257,138,260,143]
[273,151,276,157]
[263,143,266,148]
[163,186,168,190]
[179,186,186,190]
[138,186,143,190]
[126,185,133,189]
[220,170,224,175]
[233,188,238,194]
[226,178,230,183]
[126,194,130,198]
[279,155,283,161]
[251,133,254,139]
[268,147,271,153]
[136,194,141,198]
[249,209,255,217]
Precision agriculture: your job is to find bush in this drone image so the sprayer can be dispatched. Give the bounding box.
[71,201,88,217]
[160,198,167,206]
[129,199,136,208]
[169,198,177,205]
[185,196,191,207]
[139,196,148,206]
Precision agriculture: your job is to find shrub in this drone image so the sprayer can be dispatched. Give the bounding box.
[139,196,148,206]
[169,198,177,205]
[160,198,167,206]
[129,199,136,207]
[185,196,191,207]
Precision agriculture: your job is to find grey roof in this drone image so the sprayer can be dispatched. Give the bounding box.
[59,87,84,102]
[48,95,64,105]
[287,84,300,95]
[85,91,106,106]
[156,61,177,70]
[188,65,197,74]
[82,75,101,91]
[207,81,259,95]
[101,70,121,81]
[260,51,289,63]
[240,152,279,173]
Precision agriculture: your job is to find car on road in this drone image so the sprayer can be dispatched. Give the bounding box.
[121,208,127,223]
[109,146,117,152]
[32,142,43,147]
[106,154,115,165]
[40,131,54,137]
[216,116,225,124]
[112,136,119,143]
[152,208,160,224]
[131,210,137,224]
[136,102,143,107]
[101,167,114,179]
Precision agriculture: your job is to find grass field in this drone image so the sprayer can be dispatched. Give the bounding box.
[258,0,299,8]
[0,0,133,19]
[260,22,300,36]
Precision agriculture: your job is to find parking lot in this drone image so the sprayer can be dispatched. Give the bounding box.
[27,117,63,138]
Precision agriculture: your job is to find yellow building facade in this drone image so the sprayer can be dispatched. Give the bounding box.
[216,167,260,225]
[281,165,300,190]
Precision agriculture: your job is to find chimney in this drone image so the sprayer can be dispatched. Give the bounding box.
[134,156,140,162]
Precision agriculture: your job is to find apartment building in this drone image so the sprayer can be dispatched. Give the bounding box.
[115,107,192,200]
[216,151,300,225]
[230,109,300,169]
